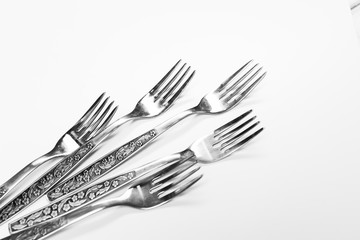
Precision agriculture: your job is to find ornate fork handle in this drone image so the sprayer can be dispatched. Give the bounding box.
[47,130,157,200]
[6,195,134,240]
[10,169,136,232]
[0,152,64,202]
[0,116,134,224]
[0,154,198,240]
[48,108,197,201]
[10,151,191,233]
[4,204,100,240]
[0,141,95,225]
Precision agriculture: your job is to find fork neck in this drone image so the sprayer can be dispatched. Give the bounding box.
[91,113,135,145]
[154,107,198,135]
[51,134,83,157]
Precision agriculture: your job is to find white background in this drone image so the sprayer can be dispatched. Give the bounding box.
[1,0,360,239]
[349,0,360,39]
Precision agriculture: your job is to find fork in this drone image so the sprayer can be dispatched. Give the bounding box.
[0,60,194,224]
[47,60,266,201]
[0,93,117,202]
[10,110,262,232]
[7,157,201,240]
[185,109,263,163]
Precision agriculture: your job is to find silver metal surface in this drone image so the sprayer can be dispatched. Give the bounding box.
[48,60,266,200]
[189,110,263,163]
[0,60,193,225]
[179,110,264,164]
[10,152,195,232]
[0,93,118,203]
[6,158,202,240]
[9,110,263,235]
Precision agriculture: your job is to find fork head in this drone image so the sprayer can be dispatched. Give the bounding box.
[190,110,264,163]
[194,60,266,113]
[54,93,118,153]
[66,93,118,144]
[129,60,195,118]
[124,159,202,209]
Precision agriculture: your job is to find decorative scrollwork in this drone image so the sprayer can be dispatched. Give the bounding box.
[47,129,157,201]
[10,171,135,232]
[0,186,7,199]
[0,142,94,224]
[11,217,66,240]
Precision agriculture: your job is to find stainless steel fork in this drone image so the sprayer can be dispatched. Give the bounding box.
[184,109,263,163]
[7,158,201,240]
[0,60,194,224]
[10,110,262,232]
[0,93,117,202]
[48,60,266,201]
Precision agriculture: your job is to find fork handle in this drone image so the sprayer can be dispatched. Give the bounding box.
[9,169,136,233]
[3,199,110,240]
[154,107,197,134]
[10,152,188,233]
[0,114,138,224]
[0,141,96,225]
[47,108,197,201]
[46,129,158,200]
[0,151,64,204]
[8,152,194,237]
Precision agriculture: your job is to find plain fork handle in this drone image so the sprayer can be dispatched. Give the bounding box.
[47,108,198,201]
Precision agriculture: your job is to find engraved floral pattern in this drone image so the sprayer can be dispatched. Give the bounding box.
[0,186,7,199]
[43,207,51,215]
[51,211,57,218]
[0,142,94,224]
[10,171,136,232]
[47,129,157,200]
[12,217,66,240]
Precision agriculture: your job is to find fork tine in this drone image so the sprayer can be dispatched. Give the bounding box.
[150,59,181,95]
[158,174,203,199]
[216,60,253,92]
[220,121,260,150]
[164,70,195,107]
[150,161,197,193]
[160,66,191,103]
[230,72,266,105]
[77,93,105,125]
[150,153,195,183]
[223,128,264,155]
[89,101,114,131]
[223,67,262,102]
[155,63,187,100]
[220,64,259,98]
[77,97,109,133]
[214,110,252,137]
[81,101,114,140]
[87,105,118,140]
[215,116,257,144]
[154,166,201,195]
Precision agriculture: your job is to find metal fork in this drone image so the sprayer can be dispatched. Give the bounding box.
[47,60,266,201]
[0,60,194,224]
[7,158,201,240]
[141,110,263,190]
[185,109,263,163]
[10,110,262,232]
[0,93,117,202]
